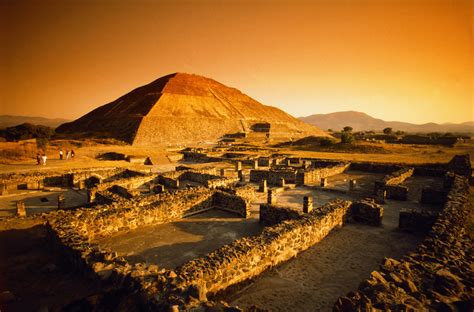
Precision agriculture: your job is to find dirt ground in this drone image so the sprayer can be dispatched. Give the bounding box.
[97,210,263,269]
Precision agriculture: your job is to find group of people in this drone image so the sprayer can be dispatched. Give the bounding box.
[35,149,76,166]
[59,149,75,160]
[36,153,48,165]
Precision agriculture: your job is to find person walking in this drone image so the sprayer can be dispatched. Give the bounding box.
[59,149,63,160]
[36,153,41,165]
[41,154,47,166]
[66,150,70,160]
[71,149,75,159]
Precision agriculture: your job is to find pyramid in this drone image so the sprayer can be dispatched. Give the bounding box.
[56,73,328,145]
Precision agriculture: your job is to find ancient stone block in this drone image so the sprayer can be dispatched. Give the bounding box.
[267,189,276,204]
[57,194,66,210]
[253,160,259,170]
[259,179,268,193]
[220,168,226,176]
[351,199,383,226]
[349,179,357,191]
[16,201,26,217]
[376,189,386,204]
[235,161,242,171]
[303,196,313,213]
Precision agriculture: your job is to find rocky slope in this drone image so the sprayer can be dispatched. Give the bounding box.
[56,73,327,145]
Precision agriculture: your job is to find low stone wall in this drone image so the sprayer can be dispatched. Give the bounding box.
[95,174,156,192]
[383,167,414,185]
[259,204,301,226]
[420,187,448,205]
[172,200,352,302]
[398,209,439,233]
[180,171,239,188]
[334,175,472,311]
[351,199,383,226]
[385,185,409,200]
[212,191,250,218]
[374,167,414,200]
[295,162,349,185]
[249,168,297,185]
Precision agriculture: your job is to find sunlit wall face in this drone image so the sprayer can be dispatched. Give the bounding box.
[1,0,472,123]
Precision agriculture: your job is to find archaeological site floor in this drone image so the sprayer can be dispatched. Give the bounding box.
[0,145,471,311]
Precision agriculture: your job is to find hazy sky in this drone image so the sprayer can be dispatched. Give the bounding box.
[1,0,472,123]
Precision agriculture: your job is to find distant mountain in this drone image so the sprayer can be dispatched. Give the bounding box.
[0,115,71,129]
[299,111,474,133]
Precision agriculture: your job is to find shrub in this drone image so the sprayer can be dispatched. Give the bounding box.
[341,132,355,144]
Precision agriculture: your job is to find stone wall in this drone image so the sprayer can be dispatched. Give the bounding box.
[334,175,472,311]
[249,168,297,185]
[295,162,350,185]
[172,200,352,302]
[374,167,414,200]
[350,199,383,226]
[212,191,250,218]
[259,203,301,226]
[398,209,439,233]
[420,187,448,205]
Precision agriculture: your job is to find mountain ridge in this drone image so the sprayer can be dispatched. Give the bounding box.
[0,115,71,129]
[299,111,474,133]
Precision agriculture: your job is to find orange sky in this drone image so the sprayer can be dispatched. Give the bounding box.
[1,0,472,124]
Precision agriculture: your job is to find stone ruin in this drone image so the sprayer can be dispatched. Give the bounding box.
[0,153,471,310]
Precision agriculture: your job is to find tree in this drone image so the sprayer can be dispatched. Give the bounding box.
[340,132,354,144]
[343,126,353,133]
[383,127,393,135]
[395,130,405,136]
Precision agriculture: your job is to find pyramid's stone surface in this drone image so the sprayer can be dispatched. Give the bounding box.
[56,73,327,145]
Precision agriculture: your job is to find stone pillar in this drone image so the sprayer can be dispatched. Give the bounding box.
[78,180,86,190]
[235,161,242,171]
[173,179,180,188]
[153,184,165,194]
[349,179,357,191]
[271,158,278,166]
[320,178,328,187]
[87,187,97,204]
[37,180,44,190]
[286,159,291,167]
[267,189,276,204]
[57,194,66,210]
[376,189,386,204]
[220,168,226,177]
[0,184,8,196]
[259,179,268,192]
[16,200,26,217]
[253,160,259,169]
[279,178,286,187]
[303,196,313,213]
[238,170,244,182]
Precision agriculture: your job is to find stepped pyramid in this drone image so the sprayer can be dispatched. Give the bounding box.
[56,73,327,145]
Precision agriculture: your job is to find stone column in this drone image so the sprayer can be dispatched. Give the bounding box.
[267,189,276,204]
[279,178,286,187]
[320,178,328,187]
[173,179,180,188]
[349,179,357,191]
[259,179,268,192]
[286,159,291,167]
[57,194,66,210]
[303,196,313,213]
[235,161,242,171]
[238,170,244,182]
[153,184,165,194]
[376,189,386,204]
[0,184,8,196]
[87,187,97,204]
[220,168,226,177]
[253,160,259,169]
[16,200,26,217]
[78,180,86,190]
